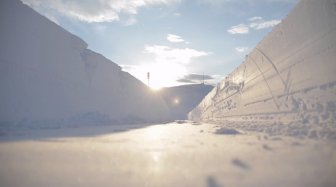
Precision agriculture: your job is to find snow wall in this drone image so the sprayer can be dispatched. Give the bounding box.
[189,0,336,126]
[0,0,170,129]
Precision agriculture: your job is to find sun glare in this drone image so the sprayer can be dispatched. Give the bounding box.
[128,62,187,90]
[150,86,163,91]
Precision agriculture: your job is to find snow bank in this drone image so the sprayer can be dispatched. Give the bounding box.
[0,0,169,129]
[189,0,336,139]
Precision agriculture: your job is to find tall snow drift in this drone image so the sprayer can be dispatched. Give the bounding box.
[189,0,336,128]
[0,0,169,128]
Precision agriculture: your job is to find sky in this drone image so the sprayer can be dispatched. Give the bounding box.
[21,0,299,89]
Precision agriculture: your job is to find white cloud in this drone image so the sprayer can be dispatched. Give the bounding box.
[248,16,262,22]
[250,19,281,30]
[167,34,185,43]
[21,0,180,23]
[235,47,248,53]
[228,17,281,35]
[227,24,249,34]
[144,45,211,64]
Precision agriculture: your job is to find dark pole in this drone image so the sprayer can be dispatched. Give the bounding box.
[147,72,150,87]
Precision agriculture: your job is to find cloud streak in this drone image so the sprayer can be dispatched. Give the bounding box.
[198,0,297,5]
[235,47,248,53]
[22,0,180,23]
[167,34,185,43]
[176,78,197,83]
[144,45,211,64]
[22,0,294,24]
[177,73,216,84]
[227,24,249,34]
[250,19,281,30]
[184,74,214,80]
[228,16,281,34]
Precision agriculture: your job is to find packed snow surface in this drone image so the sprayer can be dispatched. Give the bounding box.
[189,0,336,140]
[0,122,335,187]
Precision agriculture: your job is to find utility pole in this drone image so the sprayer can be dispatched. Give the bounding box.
[147,72,150,87]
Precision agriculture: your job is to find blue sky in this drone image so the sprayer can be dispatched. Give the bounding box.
[22,0,298,89]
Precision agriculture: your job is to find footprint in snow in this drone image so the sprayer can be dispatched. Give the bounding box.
[192,121,202,125]
[232,158,251,171]
[262,144,273,151]
[175,120,187,124]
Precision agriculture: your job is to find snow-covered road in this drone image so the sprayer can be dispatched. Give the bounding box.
[0,122,335,187]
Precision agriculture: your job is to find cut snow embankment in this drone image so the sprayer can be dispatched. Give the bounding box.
[189,0,336,140]
[0,0,169,130]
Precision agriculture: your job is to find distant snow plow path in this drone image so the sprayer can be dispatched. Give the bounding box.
[1,122,335,187]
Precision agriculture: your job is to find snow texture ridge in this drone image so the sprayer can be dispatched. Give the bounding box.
[189,0,336,140]
[0,0,170,129]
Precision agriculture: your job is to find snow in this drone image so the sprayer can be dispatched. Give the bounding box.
[0,122,335,187]
[189,0,336,140]
[0,0,169,129]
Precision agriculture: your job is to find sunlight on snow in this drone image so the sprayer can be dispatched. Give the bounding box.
[145,125,165,140]
[144,125,165,174]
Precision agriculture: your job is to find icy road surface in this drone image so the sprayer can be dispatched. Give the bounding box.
[0,122,335,187]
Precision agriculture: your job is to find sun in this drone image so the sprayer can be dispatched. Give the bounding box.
[150,85,163,92]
